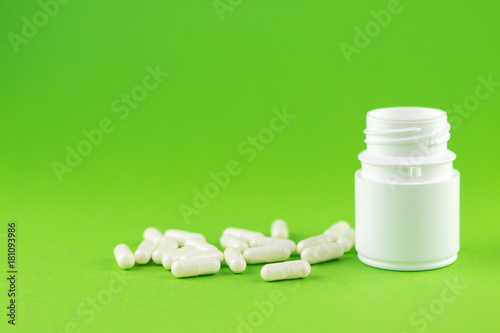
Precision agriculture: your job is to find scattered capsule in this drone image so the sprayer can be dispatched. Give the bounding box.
[222,227,265,243]
[143,227,164,244]
[164,229,206,246]
[297,234,334,254]
[224,247,246,273]
[152,238,179,264]
[180,250,224,262]
[271,219,289,239]
[184,238,219,252]
[249,237,296,254]
[134,239,157,264]
[261,260,311,281]
[171,257,221,278]
[336,228,355,252]
[114,244,135,269]
[243,245,290,264]
[324,221,350,241]
[162,246,198,269]
[220,235,249,253]
[300,243,344,264]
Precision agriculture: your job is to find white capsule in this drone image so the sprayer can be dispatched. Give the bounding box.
[324,221,350,241]
[220,235,249,253]
[171,257,221,278]
[261,260,311,281]
[300,243,344,264]
[271,219,289,239]
[134,239,157,264]
[184,238,219,252]
[243,245,290,264]
[114,244,135,269]
[222,227,265,242]
[152,238,179,264]
[143,227,164,244]
[164,229,206,246]
[297,234,334,254]
[162,246,198,269]
[180,250,224,262]
[249,237,296,254]
[336,228,355,252]
[224,247,247,273]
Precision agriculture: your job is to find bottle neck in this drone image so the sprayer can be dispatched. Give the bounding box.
[364,107,450,156]
[359,107,456,184]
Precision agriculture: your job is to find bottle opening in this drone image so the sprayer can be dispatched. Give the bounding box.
[368,107,446,122]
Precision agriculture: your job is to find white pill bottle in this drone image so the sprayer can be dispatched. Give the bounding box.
[355,107,459,271]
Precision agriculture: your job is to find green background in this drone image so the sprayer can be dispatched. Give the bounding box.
[1,0,499,332]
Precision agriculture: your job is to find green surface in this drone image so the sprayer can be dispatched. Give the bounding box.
[1,0,500,332]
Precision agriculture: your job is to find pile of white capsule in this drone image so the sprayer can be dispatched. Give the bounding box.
[113,220,355,281]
